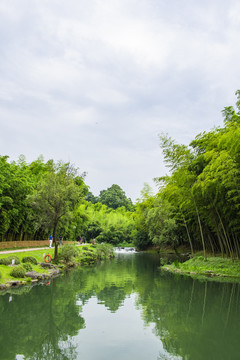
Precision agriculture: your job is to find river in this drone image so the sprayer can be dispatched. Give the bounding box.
[0,250,239,359]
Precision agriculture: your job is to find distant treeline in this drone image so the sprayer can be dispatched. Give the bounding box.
[0,156,135,244]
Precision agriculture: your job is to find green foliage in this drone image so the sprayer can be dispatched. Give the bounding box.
[173,259,180,268]
[22,256,38,265]
[58,245,79,263]
[85,191,99,204]
[29,162,87,243]
[167,256,240,279]
[0,258,11,265]
[22,263,33,271]
[98,184,134,210]
[146,196,178,248]
[10,266,26,278]
[147,91,240,258]
[84,221,103,239]
[95,243,115,260]
[7,256,21,265]
[0,256,20,265]
[133,229,151,250]
[0,156,88,242]
[76,200,136,246]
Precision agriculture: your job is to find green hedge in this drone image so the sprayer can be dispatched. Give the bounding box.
[22,256,38,265]
[10,266,26,278]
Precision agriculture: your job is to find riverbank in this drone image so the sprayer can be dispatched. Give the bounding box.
[0,243,114,291]
[162,255,240,282]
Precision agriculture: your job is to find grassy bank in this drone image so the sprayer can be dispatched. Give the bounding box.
[162,256,240,282]
[0,243,114,290]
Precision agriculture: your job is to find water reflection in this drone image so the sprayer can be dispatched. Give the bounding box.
[0,253,240,360]
[0,278,85,360]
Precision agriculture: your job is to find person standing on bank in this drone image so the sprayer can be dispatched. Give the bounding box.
[49,234,53,248]
[59,235,63,246]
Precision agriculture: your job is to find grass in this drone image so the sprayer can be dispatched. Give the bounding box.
[0,248,55,284]
[0,248,55,262]
[163,255,240,282]
[117,242,134,248]
[0,244,115,286]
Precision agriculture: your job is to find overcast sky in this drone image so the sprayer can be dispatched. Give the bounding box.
[0,0,239,202]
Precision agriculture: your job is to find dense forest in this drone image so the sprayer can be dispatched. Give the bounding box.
[1,91,240,258]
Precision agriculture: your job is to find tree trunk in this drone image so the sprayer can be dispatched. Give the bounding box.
[181,211,194,256]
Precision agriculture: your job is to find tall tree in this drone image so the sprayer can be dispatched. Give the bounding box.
[29,161,87,258]
[98,184,133,210]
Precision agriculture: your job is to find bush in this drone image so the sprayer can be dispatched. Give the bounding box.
[7,256,21,265]
[133,230,152,250]
[10,266,26,278]
[79,251,98,265]
[58,245,79,263]
[95,243,115,259]
[0,258,11,265]
[22,263,33,272]
[173,259,180,268]
[22,256,38,265]
[0,256,20,265]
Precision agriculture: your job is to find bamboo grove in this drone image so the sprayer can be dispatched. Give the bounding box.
[138,90,240,259]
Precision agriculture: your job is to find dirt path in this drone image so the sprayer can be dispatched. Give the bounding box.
[0,247,50,255]
[0,244,83,255]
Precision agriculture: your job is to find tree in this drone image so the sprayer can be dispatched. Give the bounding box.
[29,161,87,259]
[146,196,178,249]
[98,184,133,210]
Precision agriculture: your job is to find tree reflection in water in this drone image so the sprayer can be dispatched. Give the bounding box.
[1,253,240,360]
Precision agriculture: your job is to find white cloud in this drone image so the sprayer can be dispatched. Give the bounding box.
[0,0,240,201]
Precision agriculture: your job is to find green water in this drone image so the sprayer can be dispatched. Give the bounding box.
[0,252,240,360]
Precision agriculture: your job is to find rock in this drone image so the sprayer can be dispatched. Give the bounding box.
[7,280,20,286]
[26,271,47,280]
[40,262,55,269]
[49,269,60,276]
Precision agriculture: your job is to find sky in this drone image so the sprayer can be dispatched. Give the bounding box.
[0,0,240,202]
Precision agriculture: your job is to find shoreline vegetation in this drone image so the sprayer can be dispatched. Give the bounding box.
[1,242,240,294]
[0,243,114,292]
[161,253,240,282]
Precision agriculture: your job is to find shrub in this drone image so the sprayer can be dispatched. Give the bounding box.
[79,251,98,265]
[22,256,38,265]
[58,244,79,263]
[0,256,20,265]
[7,256,21,265]
[95,243,115,259]
[10,266,26,278]
[22,263,33,272]
[173,260,180,268]
[0,258,11,265]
